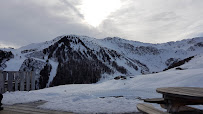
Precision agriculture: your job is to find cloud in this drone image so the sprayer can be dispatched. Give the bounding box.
[0,0,103,48]
[0,0,203,48]
[98,0,203,43]
[59,0,84,19]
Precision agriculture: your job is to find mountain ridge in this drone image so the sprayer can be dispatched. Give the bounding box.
[1,35,203,88]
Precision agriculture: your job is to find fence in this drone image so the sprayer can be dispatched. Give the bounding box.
[0,71,35,94]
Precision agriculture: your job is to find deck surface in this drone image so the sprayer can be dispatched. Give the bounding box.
[0,100,142,114]
[0,100,73,114]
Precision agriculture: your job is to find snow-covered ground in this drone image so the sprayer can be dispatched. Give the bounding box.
[2,54,203,113]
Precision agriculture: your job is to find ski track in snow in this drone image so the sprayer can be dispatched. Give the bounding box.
[47,60,58,87]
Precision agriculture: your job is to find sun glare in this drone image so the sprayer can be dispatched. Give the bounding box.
[79,0,121,27]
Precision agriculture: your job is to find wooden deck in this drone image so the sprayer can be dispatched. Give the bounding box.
[0,100,73,114]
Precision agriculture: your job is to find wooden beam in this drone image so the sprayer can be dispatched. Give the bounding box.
[3,72,7,81]
[144,98,165,104]
[0,71,5,93]
[3,72,7,92]
[31,72,35,90]
[157,87,203,99]
[15,72,20,91]
[20,72,25,91]
[137,103,169,114]
[26,72,30,91]
[8,72,14,92]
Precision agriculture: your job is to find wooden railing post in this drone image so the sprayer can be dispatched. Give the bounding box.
[26,72,30,91]
[8,72,14,92]
[3,72,7,81]
[15,72,20,91]
[0,71,4,94]
[3,72,7,92]
[20,72,25,91]
[31,71,35,90]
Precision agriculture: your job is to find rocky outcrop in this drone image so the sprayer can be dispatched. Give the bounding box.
[163,56,194,71]
[0,50,13,70]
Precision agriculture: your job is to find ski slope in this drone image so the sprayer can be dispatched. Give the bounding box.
[2,54,203,113]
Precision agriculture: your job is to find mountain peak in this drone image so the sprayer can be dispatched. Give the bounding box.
[1,35,203,88]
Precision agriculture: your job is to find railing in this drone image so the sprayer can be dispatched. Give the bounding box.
[0,71,35,94]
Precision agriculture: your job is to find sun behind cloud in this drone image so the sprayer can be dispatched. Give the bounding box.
[79,0,122,27]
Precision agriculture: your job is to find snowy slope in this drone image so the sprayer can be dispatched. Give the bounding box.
[2,54,203,113]
[3,50,27,71]
[97,37,203,72]
[1,35,203,88]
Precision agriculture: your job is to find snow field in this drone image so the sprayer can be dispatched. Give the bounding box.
[3,65,203,113]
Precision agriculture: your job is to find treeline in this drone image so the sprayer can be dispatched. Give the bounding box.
[50,58,112,86]
[39,64,52,89]
[0,50,13,69]
[0,50,13,63]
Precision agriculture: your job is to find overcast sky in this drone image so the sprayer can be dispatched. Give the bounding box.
[1,0,203,48]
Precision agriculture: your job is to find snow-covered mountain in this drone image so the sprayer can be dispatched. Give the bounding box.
[3,53,203,113]
[1,35,203,88]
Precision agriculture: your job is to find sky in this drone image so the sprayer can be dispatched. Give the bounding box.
[0,0,203,48]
